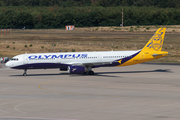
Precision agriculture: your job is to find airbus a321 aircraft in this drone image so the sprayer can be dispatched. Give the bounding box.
[6,28,168,76]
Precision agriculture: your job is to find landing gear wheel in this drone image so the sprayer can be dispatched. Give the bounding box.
[23,69,27,76]
[23,73,27,76]
[88,71,94,75]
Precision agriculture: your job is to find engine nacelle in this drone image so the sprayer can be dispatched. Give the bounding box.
[68,66,87,74]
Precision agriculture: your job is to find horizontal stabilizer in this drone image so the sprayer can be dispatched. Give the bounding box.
[152,53,168,57]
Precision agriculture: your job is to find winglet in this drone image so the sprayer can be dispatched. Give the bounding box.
[142,28,166,52]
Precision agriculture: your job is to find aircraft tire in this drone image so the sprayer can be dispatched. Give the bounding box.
[89,71,94,75]
[23,73,27,76]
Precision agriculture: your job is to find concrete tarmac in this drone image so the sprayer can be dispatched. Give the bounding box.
[0,63,180,120]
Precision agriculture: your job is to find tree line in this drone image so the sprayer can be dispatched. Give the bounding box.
[0,6,180,29]
[0,0,179,8]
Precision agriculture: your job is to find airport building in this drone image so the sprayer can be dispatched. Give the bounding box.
[65,25,75,30]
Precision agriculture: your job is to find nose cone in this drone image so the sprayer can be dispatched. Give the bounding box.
[5,61,11,67]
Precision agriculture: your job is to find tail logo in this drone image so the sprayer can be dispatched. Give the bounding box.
[147,33,163,51]
[72,68,77,72]
[118,59,122,64]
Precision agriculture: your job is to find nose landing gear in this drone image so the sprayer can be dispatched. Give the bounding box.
[23,69,27,76]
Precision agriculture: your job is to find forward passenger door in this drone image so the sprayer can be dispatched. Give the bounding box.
[23,55,28,65]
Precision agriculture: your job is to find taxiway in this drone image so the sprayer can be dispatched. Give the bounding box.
[0,63,180,120]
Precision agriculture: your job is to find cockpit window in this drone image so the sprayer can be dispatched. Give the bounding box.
[11,58,19,61]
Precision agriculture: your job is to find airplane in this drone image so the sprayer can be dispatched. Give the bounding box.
[6,28,168,76]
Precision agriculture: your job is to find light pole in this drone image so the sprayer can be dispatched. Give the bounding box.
[120,8,123,27]
[52,44,55,52]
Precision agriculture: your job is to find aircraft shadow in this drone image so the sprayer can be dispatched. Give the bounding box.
[10,73,119,78]
[9,69,172,77]
[96,69,172,74]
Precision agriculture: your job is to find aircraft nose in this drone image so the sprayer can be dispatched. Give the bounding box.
[5,61,11,67]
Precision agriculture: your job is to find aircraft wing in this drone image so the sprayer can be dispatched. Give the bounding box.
[68,61,114,67]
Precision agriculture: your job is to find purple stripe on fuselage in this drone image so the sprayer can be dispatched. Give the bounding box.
[120,50,141,64]
[11,63,68,69]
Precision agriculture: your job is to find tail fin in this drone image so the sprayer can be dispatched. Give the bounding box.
[142,28,166,52]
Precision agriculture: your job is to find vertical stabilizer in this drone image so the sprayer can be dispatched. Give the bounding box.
[142,28,166,52]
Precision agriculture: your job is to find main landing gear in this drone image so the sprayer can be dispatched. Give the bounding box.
[83,70,94,75]
[88,71,94,75]
[23,69,27,76]
[87,67,94,75]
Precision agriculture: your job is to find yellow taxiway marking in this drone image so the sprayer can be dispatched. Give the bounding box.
[38,80,60,93]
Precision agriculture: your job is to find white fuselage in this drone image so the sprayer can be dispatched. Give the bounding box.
[6,50,140,69]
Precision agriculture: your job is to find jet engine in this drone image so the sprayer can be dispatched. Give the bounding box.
[68,66,87,74]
